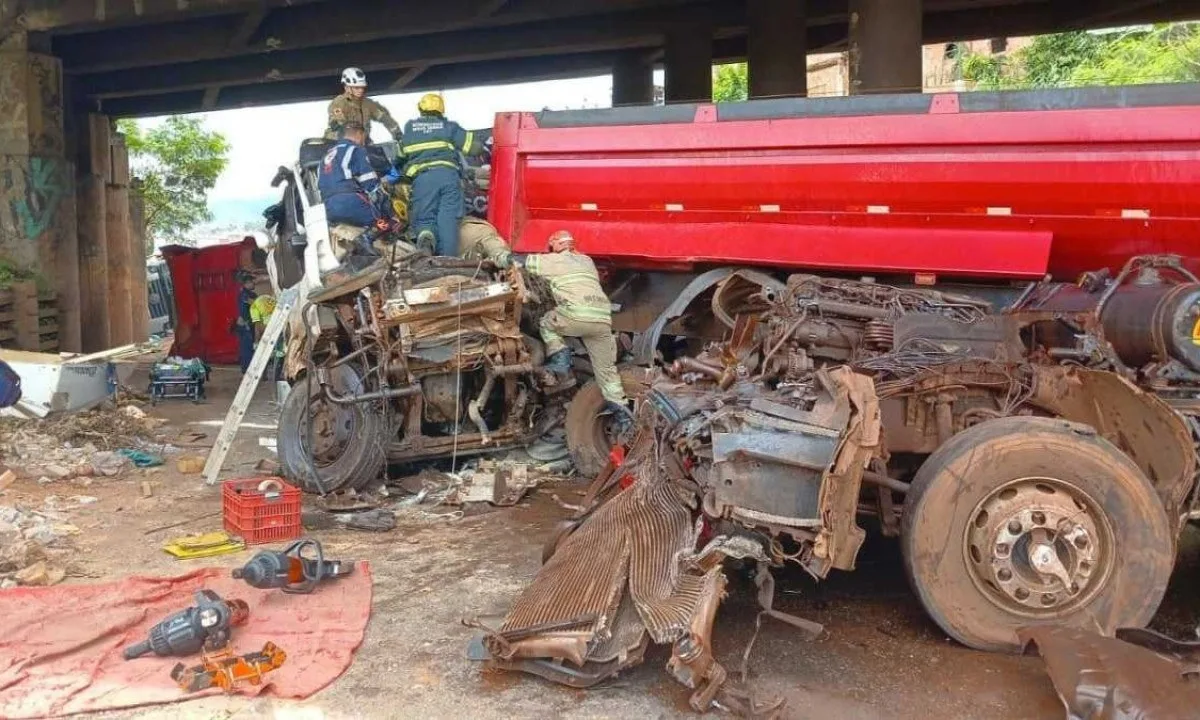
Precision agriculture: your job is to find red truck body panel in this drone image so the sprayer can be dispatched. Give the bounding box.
[489,85,1200,281]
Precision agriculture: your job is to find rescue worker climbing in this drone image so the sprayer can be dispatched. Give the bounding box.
[522,230,631,432]
[458,215,513,268]
[392,93,490,256]
[316,121,391,292]
[325,68,403,142]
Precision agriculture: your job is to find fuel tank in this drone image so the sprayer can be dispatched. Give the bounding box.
[1014,278,1200,373]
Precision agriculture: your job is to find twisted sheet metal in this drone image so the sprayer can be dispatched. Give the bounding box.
[492,456,704,662]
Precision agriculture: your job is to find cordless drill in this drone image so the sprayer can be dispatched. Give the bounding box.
[231,538,353,594]
[123,589,249,660]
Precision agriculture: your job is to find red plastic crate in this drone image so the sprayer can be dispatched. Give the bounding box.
[222,477,302,545]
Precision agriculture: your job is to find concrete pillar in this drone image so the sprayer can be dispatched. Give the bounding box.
[612,54,653,106]
[748,0,807,99]
[128,181,149,343]
[664,16,712,103]
[849,0,923,95]
[77,114,111,352]
[106,133,133,348]
[0,32,80,351]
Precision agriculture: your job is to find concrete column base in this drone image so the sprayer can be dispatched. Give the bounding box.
[849,0,923,95]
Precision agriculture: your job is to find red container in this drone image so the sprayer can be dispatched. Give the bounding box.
[222,477,302,545]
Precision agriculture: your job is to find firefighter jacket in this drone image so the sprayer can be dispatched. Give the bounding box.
[318,140,380,199]
[459,216,512,266]
[399,113,490,179]
[525,251,611,324]
[325,94,402,140]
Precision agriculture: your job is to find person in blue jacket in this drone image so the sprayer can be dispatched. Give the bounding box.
[0,358,20,409]
[234,271,258,373]
[317,121,393,290]
[391,94,490,255]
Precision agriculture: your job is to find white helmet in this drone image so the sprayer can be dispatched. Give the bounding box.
[341,67,367,88]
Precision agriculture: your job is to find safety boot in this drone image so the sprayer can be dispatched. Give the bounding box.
[604,400,634,436]
[416,230,436,254]
[544,348,573,376]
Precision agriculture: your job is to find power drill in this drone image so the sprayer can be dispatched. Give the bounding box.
[231,538,353,594]
[123,589,249,660]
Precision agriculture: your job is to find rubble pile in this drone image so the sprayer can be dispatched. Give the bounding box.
[0,405,167,482]
[0,502,79,588]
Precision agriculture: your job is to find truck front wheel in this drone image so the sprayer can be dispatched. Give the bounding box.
[901,416,1173,652]
[277,365,386,494]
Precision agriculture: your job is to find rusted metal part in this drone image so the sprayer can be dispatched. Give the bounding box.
[667,569,729,713]
[1020,625,1200,720]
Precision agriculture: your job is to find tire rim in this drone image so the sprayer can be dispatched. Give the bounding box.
[303,391,357,468]
[964,477,1115,618]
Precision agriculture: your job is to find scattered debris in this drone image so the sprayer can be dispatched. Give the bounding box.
[118,448,164,468]
[141,481,154,498]
[254,458,280,474]
[0,504,76,586]
[448,460,540,507]
[71,495,99,505]
[302,508,396,533]
[90,451,129,477]
[14,560,65,587]
[1021,625,1200,719]
[0,469,14,491]
[176,456,206,474]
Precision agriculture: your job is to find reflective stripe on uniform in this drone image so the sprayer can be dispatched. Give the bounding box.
[462,130,474,152]
[403,140,456,154]
[405,159,458,177]
[557,305,610,322]
[340,147,354,179]
[356,171,378,183]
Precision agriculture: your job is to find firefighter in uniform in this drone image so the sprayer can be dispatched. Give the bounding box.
[325,68,403,142]
[458,216,513,268]
[393,93,490,256]
[316,122,391,290]
[522,230,631,430]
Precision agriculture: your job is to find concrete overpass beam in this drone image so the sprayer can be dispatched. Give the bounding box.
[849,0,922,95]
[0,33,81,351]
[664,16,712,103]
[747,0,807,99]
[612,53,652,106]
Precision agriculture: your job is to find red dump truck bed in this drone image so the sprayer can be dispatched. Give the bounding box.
[489,84,1200,281]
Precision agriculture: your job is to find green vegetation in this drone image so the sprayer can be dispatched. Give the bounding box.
[961,24,1200,89]
[713,63,749,102]
[116,116,231,252]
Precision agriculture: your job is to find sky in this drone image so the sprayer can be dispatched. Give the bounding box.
[152,73,628,228]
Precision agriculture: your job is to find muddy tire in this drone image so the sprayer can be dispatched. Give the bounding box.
[277,365,387,494]
[565,367,650,478]
[901,416,1173,652]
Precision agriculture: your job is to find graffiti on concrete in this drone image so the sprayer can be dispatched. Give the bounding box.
[0,154,67,267]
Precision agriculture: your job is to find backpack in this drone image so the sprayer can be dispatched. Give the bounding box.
[0,359,21,409]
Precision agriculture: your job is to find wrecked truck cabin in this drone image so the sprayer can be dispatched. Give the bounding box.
[467,90,1200,708]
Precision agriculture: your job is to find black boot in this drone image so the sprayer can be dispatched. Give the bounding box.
[544,348,572,376]
[604,400,634,435]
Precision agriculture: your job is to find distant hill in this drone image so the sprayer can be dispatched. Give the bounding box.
[208,196,277,226]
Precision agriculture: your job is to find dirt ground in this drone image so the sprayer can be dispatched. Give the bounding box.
[5,357,1200,720]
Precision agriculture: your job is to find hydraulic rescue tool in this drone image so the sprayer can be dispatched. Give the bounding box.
[123,589,250,660]
[231,538,354,594]
[171,642,287,693]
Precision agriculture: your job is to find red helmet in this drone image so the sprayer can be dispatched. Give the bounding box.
[547,230,575,252]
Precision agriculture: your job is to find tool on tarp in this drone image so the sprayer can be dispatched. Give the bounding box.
[171,642,287,693]
[231,537,354,594]
[122,589,249,660]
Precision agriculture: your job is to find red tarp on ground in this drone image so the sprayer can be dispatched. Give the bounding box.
[0,565,372,718]
[162,238,257,365]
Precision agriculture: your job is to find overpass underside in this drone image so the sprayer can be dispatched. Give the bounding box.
[3,0,1200,351]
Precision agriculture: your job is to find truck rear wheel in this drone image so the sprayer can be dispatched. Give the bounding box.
[901,416,1173,652]
[565,368,650,478]
[277,365,386,494]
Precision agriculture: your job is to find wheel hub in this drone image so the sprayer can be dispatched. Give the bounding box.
[306,395,355,465]
[965,478,1112,617]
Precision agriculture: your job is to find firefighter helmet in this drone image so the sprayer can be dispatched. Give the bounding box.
[417,93,445,115]
[341,67,367,87]
[547,230,576,252]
